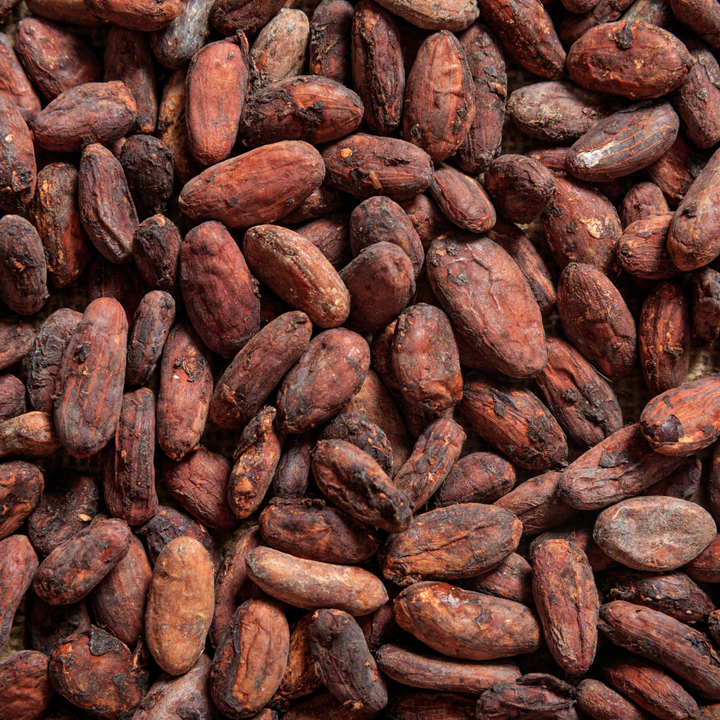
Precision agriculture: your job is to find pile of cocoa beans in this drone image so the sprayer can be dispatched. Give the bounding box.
[5,0,720,718]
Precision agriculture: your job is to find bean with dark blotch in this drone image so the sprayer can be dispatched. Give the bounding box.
[48,626,149,718]
[104,26,157,134]
[312,438,412,533]
[0,375,26,423]
[0,460,43,541]
[246,546,388,616]
[309,608,387,715]
[54,298,127,459]
[132,215,182,294]
[0,95,36,215]
[126,291,176,387]
[15,17,100,101]
[599,569,714,624]
[640,373,720,455]
[136,505,221,575]
[394,581,542,661]
[0,651,53,720]
[535,335,623,448]
[260,497,379,565]
[210,599,289,718]
[146,537,215,676]
[91,534,152,649]
[594,496,716,571]
[559,423,685,511]
[0,535,38,651]
[242,75,363,147]
[485,155,556,224]
[434,451,515,508]
[0,317,35,373]
[103,388,157,526]
[381,503,521,587]
[33,80,137,153]
[211,311,312,430]
[27,472,98,556]
[394,417,465,511]
[33,516,131,605]
[276,329,370,435]
[119,135,173,220]
[156,322,212,462]
[320,412,393,476]
[227,406,284,520]
[162,447,236,532]
[0,215,48,316]
[461,375,568,470]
